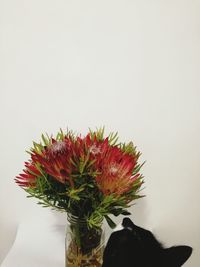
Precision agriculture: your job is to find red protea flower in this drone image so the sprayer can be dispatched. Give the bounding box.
[95,146,139,196]
[84,133,110,163]
[15,161,41,187]
[31,137,75,185]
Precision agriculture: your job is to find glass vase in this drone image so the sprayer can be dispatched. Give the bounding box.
[65,214,105,267]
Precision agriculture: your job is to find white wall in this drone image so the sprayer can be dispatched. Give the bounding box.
[0,0,200,265]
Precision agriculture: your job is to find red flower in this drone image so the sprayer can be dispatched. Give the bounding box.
[95,146,138,196]
[84,133,110,163]
[31,137,74,185]
[15,161,41,187]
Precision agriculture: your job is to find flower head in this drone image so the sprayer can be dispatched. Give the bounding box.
[31,137,74,184]
[95,146,139,196]
[15,161,41,187]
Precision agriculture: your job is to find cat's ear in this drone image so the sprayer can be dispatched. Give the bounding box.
[122,217,135,230]
[164,245,192,266]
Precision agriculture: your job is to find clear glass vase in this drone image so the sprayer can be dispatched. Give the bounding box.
[65,214,105,267]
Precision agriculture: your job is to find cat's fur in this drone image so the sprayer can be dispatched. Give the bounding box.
[102,218,192,267]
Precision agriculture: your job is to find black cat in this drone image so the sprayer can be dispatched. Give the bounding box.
[102,218,192,267]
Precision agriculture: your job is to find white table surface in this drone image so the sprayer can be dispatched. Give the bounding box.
[1,219,66,267]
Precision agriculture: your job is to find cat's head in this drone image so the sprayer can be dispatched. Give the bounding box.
[102,218,192,267]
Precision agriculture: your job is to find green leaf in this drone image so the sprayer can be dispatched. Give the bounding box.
[121,210,131,215]
[132,161,146,175]
[105,215,117,229]
[41,134,49,146]
[108,131,119,146]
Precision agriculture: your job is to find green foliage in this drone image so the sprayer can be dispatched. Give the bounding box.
[89,127,105,142]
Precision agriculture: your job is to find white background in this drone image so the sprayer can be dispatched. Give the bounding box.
[0,0,200,266]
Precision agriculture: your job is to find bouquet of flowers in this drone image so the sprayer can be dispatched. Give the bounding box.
[15,128,144,266]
